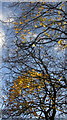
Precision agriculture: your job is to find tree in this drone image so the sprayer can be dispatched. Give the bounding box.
[6,70,66,120]
[2,1,67,120]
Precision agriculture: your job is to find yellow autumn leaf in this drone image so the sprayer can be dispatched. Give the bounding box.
[43,24,46,27]
[58,11,61,14]
[59,7,62,9]
[19,80,23,84]
[13,22,18,25]
[57,23,61,25]
[63,22,67,24]
[15,31,19,33]
[58,40,63,44]
[32,69,35,71]
[48,18,52,21]
[44,32,50,37]
[36,14,40,16]
[27,85,30,88]
[38,86,41,89]
[27,30,30,31]
[20,22,24,24]
[46,11,48,13]
[32,44,36,47]
[58,76,62,81]
[21,34,26,36]
[62,25,65,29]
[58,17,61,20]
[30,88,34,91]
[28,32,32,34]
[23,30,27,32]
[24,19,30,22]
[14,28,21,30]
[43,18,47,21]
[38,11,41,14]
[61,4,64,6]
[40,22,43,26]
[14,26,17,28]
[34,25,38,28]
[18,90,22,94]
[21,36,26,39]
[38,7,44,10]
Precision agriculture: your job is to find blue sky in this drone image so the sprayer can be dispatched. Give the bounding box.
[0,2,66,119]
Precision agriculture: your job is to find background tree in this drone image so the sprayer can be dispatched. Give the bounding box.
[2,1,67,120]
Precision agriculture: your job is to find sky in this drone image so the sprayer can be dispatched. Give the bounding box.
[0,2,12,119]
[0,1,66,119]
[0,2,3,120]
[1,0,66,99]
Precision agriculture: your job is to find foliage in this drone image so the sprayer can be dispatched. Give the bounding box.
[13,2,67,50]
[6,69,67,119]
[2,1,67,120]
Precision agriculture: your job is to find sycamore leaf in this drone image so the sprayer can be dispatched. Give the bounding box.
[21,36,26,39]
[58,77,62,81]
[58,11,61,14]
[57,23,61,25]
[38,85,41,89]
[15,31,19,33]
[48,19,52,21]
[28,32,32,34]
[40,22,43,26]
[44,32,50,37]
[32,44,36,47]
[58,40,63,44]
[23,30,27,32]
[59,7,62,9]
[22,41,26,43]
[46,11,49,13]
[34,25,38,28]
[43,24,46,27]
[63,22,67,24]
[14,28,21,30]
[24,19,30,22]
[13,22,18,25]
[36,14,40,16]
[43,18,47,21]
[20,22,24,24]
[38,7,44,10]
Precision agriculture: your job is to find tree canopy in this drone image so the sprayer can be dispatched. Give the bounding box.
[2,1,67,120]
[7,70,66,119]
